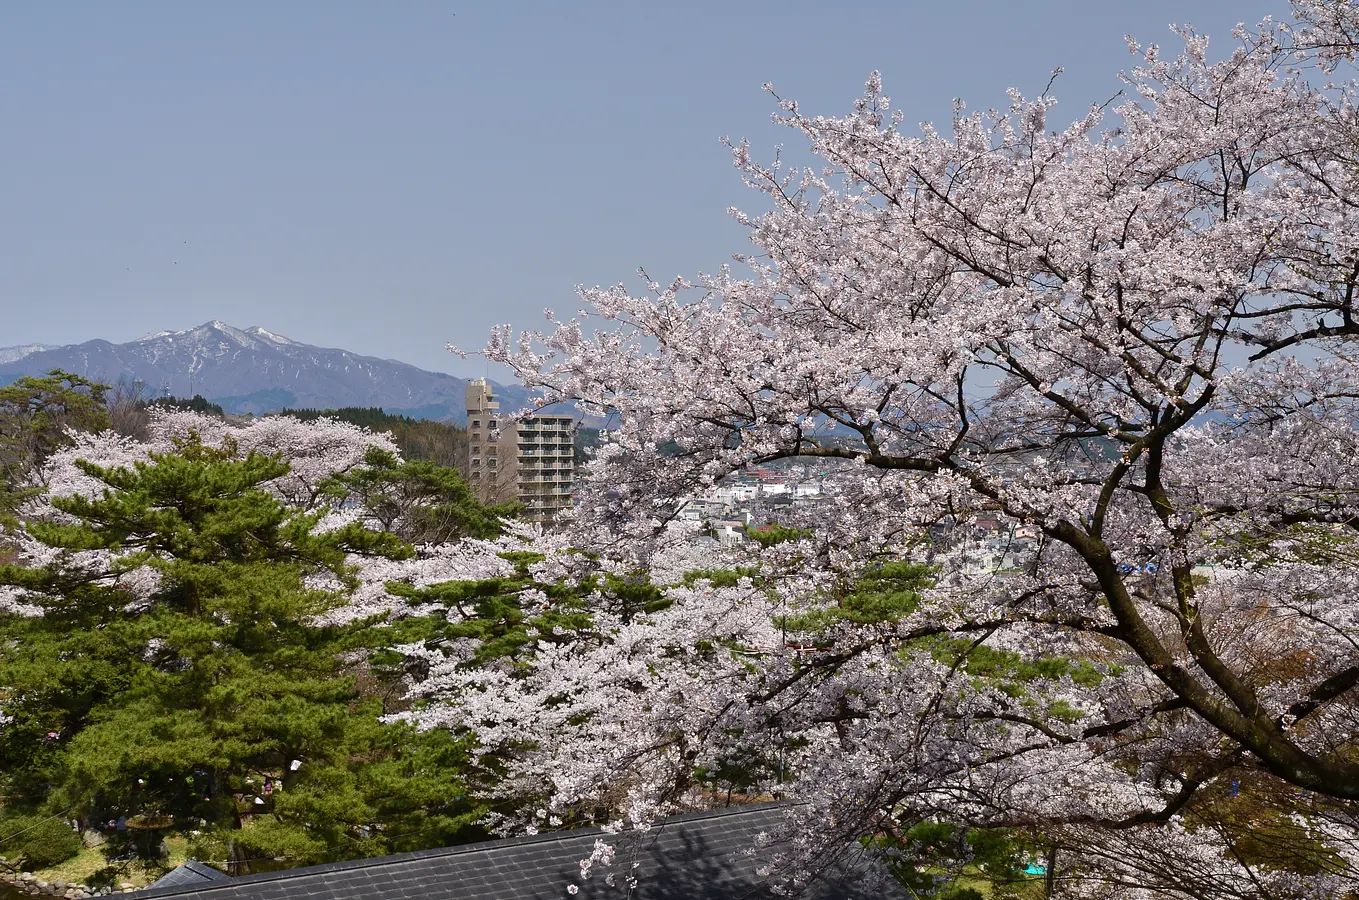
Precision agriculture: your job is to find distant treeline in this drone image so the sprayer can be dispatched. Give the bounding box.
[108,391,229,441]
[282,407,601,471]
[116,394,616,473]
[151,394,226,417]
[276,406,465,468]
[276,406,426,429]
[107,388,468,470]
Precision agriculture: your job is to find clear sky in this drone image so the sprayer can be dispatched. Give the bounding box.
[1,0,1273,378]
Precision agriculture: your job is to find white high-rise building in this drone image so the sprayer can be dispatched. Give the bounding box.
[465,379,575,522]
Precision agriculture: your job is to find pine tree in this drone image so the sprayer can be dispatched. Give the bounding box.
[322,447,518,543]
[0,371,110,527]
[0,434,483,874]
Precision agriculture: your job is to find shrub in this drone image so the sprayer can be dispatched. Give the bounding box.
[0,815,83,870]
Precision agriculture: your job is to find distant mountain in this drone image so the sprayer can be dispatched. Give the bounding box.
[0,322,539,422]
[0,344,51,366]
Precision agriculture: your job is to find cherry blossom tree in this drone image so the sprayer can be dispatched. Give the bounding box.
[435,3,1359,895]
[29,408,396,512]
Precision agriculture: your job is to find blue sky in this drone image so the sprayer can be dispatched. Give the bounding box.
[1,0,1272,377]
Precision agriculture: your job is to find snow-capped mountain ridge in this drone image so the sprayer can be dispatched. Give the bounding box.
[0,322,535,421]
[135,321,288,351]
[0,344,51,366]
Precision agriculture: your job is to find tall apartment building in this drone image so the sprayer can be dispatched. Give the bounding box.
[465,379,576,523]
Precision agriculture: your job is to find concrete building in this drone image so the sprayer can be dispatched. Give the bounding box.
[465,379,575,523]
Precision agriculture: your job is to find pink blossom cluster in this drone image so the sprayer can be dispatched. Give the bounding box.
[434,4,1359,894]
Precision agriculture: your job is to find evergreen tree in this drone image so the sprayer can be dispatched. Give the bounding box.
[0,434,483,873]
[323,447,517,544]
[0,371,110,526]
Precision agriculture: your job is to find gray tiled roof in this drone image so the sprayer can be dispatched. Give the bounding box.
[146,861,230,890]
[137,803,909,900]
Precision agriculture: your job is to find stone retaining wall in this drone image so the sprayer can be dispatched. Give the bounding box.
[0,871,136,897]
